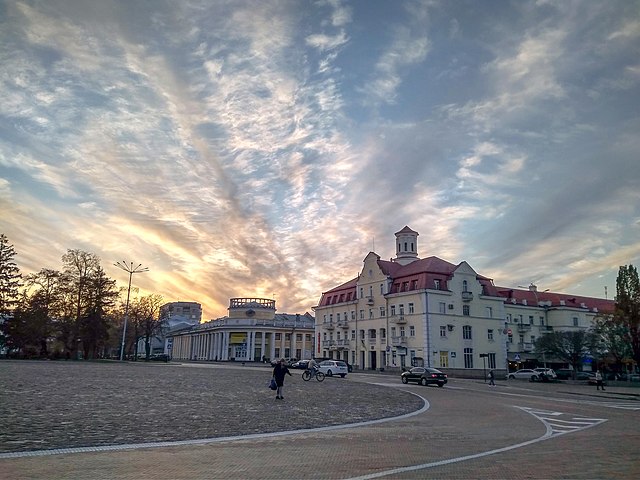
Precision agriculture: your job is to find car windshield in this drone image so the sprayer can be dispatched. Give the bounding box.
[336,361,347,367]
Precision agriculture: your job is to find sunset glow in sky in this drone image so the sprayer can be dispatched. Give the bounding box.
[1,0,639,320]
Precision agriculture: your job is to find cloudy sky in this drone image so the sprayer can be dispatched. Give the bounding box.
[1,0,639,320]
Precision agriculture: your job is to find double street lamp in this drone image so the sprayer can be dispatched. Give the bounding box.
[114,261,149,361]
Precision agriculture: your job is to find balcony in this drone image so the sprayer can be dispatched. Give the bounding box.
[392,315,407,324]
[461,291,473,302]
[518,324,532,332]
[322,340,336,348]
[541,326,554,332]
[368,337,377,345]
[390,335,407,346]
[366,296,374,305]
[336,339,349,349]
[337,321,349,329]
[324,322,335,330]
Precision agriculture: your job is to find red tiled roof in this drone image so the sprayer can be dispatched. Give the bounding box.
[496,287,614,313]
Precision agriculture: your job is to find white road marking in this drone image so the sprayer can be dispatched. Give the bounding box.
[343,407,607,480]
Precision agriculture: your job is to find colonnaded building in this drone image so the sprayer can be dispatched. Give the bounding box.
[314,226,614,377]
[168,298,314,362]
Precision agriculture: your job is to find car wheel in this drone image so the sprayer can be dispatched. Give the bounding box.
[401,376,408,384]
[508,375,515,380]
[437,382,444,387]
[530,375,538,382]
[340,374,346,378]
[421,377,428,386]
[327,369,333,377]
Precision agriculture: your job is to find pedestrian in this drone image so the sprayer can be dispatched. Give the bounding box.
[488,369,495,386]
[595,370,605,391]
[272,358,292,400]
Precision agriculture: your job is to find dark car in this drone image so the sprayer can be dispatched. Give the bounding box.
[290,360,309,370]
[401,367,447,387]
[148,354,170,362]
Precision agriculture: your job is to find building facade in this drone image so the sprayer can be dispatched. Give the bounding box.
[168,298,314,362]
[314,226,614,377]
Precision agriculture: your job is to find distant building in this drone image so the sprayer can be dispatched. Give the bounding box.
[137,302,202,356]
[168,298,314,362]
[314,226,614,376]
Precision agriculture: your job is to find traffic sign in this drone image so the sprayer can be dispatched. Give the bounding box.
[514,354,521,361]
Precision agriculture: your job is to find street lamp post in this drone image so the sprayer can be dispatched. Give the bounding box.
[115,261,149,361]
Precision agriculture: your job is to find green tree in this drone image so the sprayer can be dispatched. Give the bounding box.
[0,234,22,353]
[79,266,119,359]
[0,234,21,314]
[535,330,596,374]
[614,265,640,370]
[593,314,632,372]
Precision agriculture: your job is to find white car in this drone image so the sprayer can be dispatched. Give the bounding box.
[507,369,540,381]
[534,368,557,379]
[318,360,348,378]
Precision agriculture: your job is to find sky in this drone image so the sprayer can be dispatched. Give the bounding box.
[1,0,639,321]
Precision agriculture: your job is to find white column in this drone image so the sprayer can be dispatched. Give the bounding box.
[223,332,230,360]
[261,332,266,362]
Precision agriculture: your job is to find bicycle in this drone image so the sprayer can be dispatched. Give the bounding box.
[302,368,325,382]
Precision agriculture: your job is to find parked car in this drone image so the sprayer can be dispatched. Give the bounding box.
[534,368,557,381]
[270,357,298,367]
[290,360,309,370]
[315,357,353,372]
[507,369,541,381]
[317,360,348,377]
[574,371,593,380]
[555,369,574,380]
[148,353,170,362]
[400,367,448,387]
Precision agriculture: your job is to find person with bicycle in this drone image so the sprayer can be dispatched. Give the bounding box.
[307,357,318,376]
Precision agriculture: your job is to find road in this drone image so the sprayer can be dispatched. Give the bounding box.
[1,361,638,479]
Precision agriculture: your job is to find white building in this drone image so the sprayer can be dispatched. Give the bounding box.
[314,226,614,377]
[168,298,314,362]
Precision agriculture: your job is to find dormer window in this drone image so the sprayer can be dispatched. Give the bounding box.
[434,280,440,290]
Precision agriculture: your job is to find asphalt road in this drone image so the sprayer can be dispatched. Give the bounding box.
[1,360,639,479]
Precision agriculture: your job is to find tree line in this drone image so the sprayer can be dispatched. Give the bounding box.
[534,265,640,376]
[0,234,164,360]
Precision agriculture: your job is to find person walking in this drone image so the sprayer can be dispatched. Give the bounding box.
[595,370,605,391]
[273,358,292,400]
[488,369,496,387]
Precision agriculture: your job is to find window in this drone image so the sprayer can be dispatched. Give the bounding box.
[369,329,376,339]
[528,315,534,324]
[519,334,524,344]
[336,313,340,321]
[506,314,512,322]
[531,335,536,344]
[351,311,356,320]
[463,305,470,316]
[323,314,327,322]
[488,353,496,369]
[390,326,396,337]
[540,316,545,326]
[360,330,365,340]
[380,306,386,317]
[306,334,311,341]
[359,287,363,298]
[487,329,494,341]
[573,317,579,326]
[296,333,303,341]
[390,305,396,316]
[369,285,373,297]
[463,325,472,340]
[464,348,473,368]
[439,302,446,314]
[402,282,409,291]
[380,283,384,294]
[359,310,364,319]
[399,304,405,315]
[462,280,468,292]
[285,333,291,341]
[380,328,386,339]
[486,307,493,318]
[508,332,513,343]
[275,333,281,340]
[408,303,414,314]
[409,326,415,337]
[347,292,352,301]
[412,280,418,290]
[336,331,341,340]
[329,314,333,323]
[399,326,405,337]
[440,326,446,337]
[434,279,440,290]
[369,309,374,319]
[351,330,356,340]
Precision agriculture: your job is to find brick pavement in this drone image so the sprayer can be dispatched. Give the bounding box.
[1,360,639,479]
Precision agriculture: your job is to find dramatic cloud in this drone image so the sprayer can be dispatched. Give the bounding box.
[1,0,638,319]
